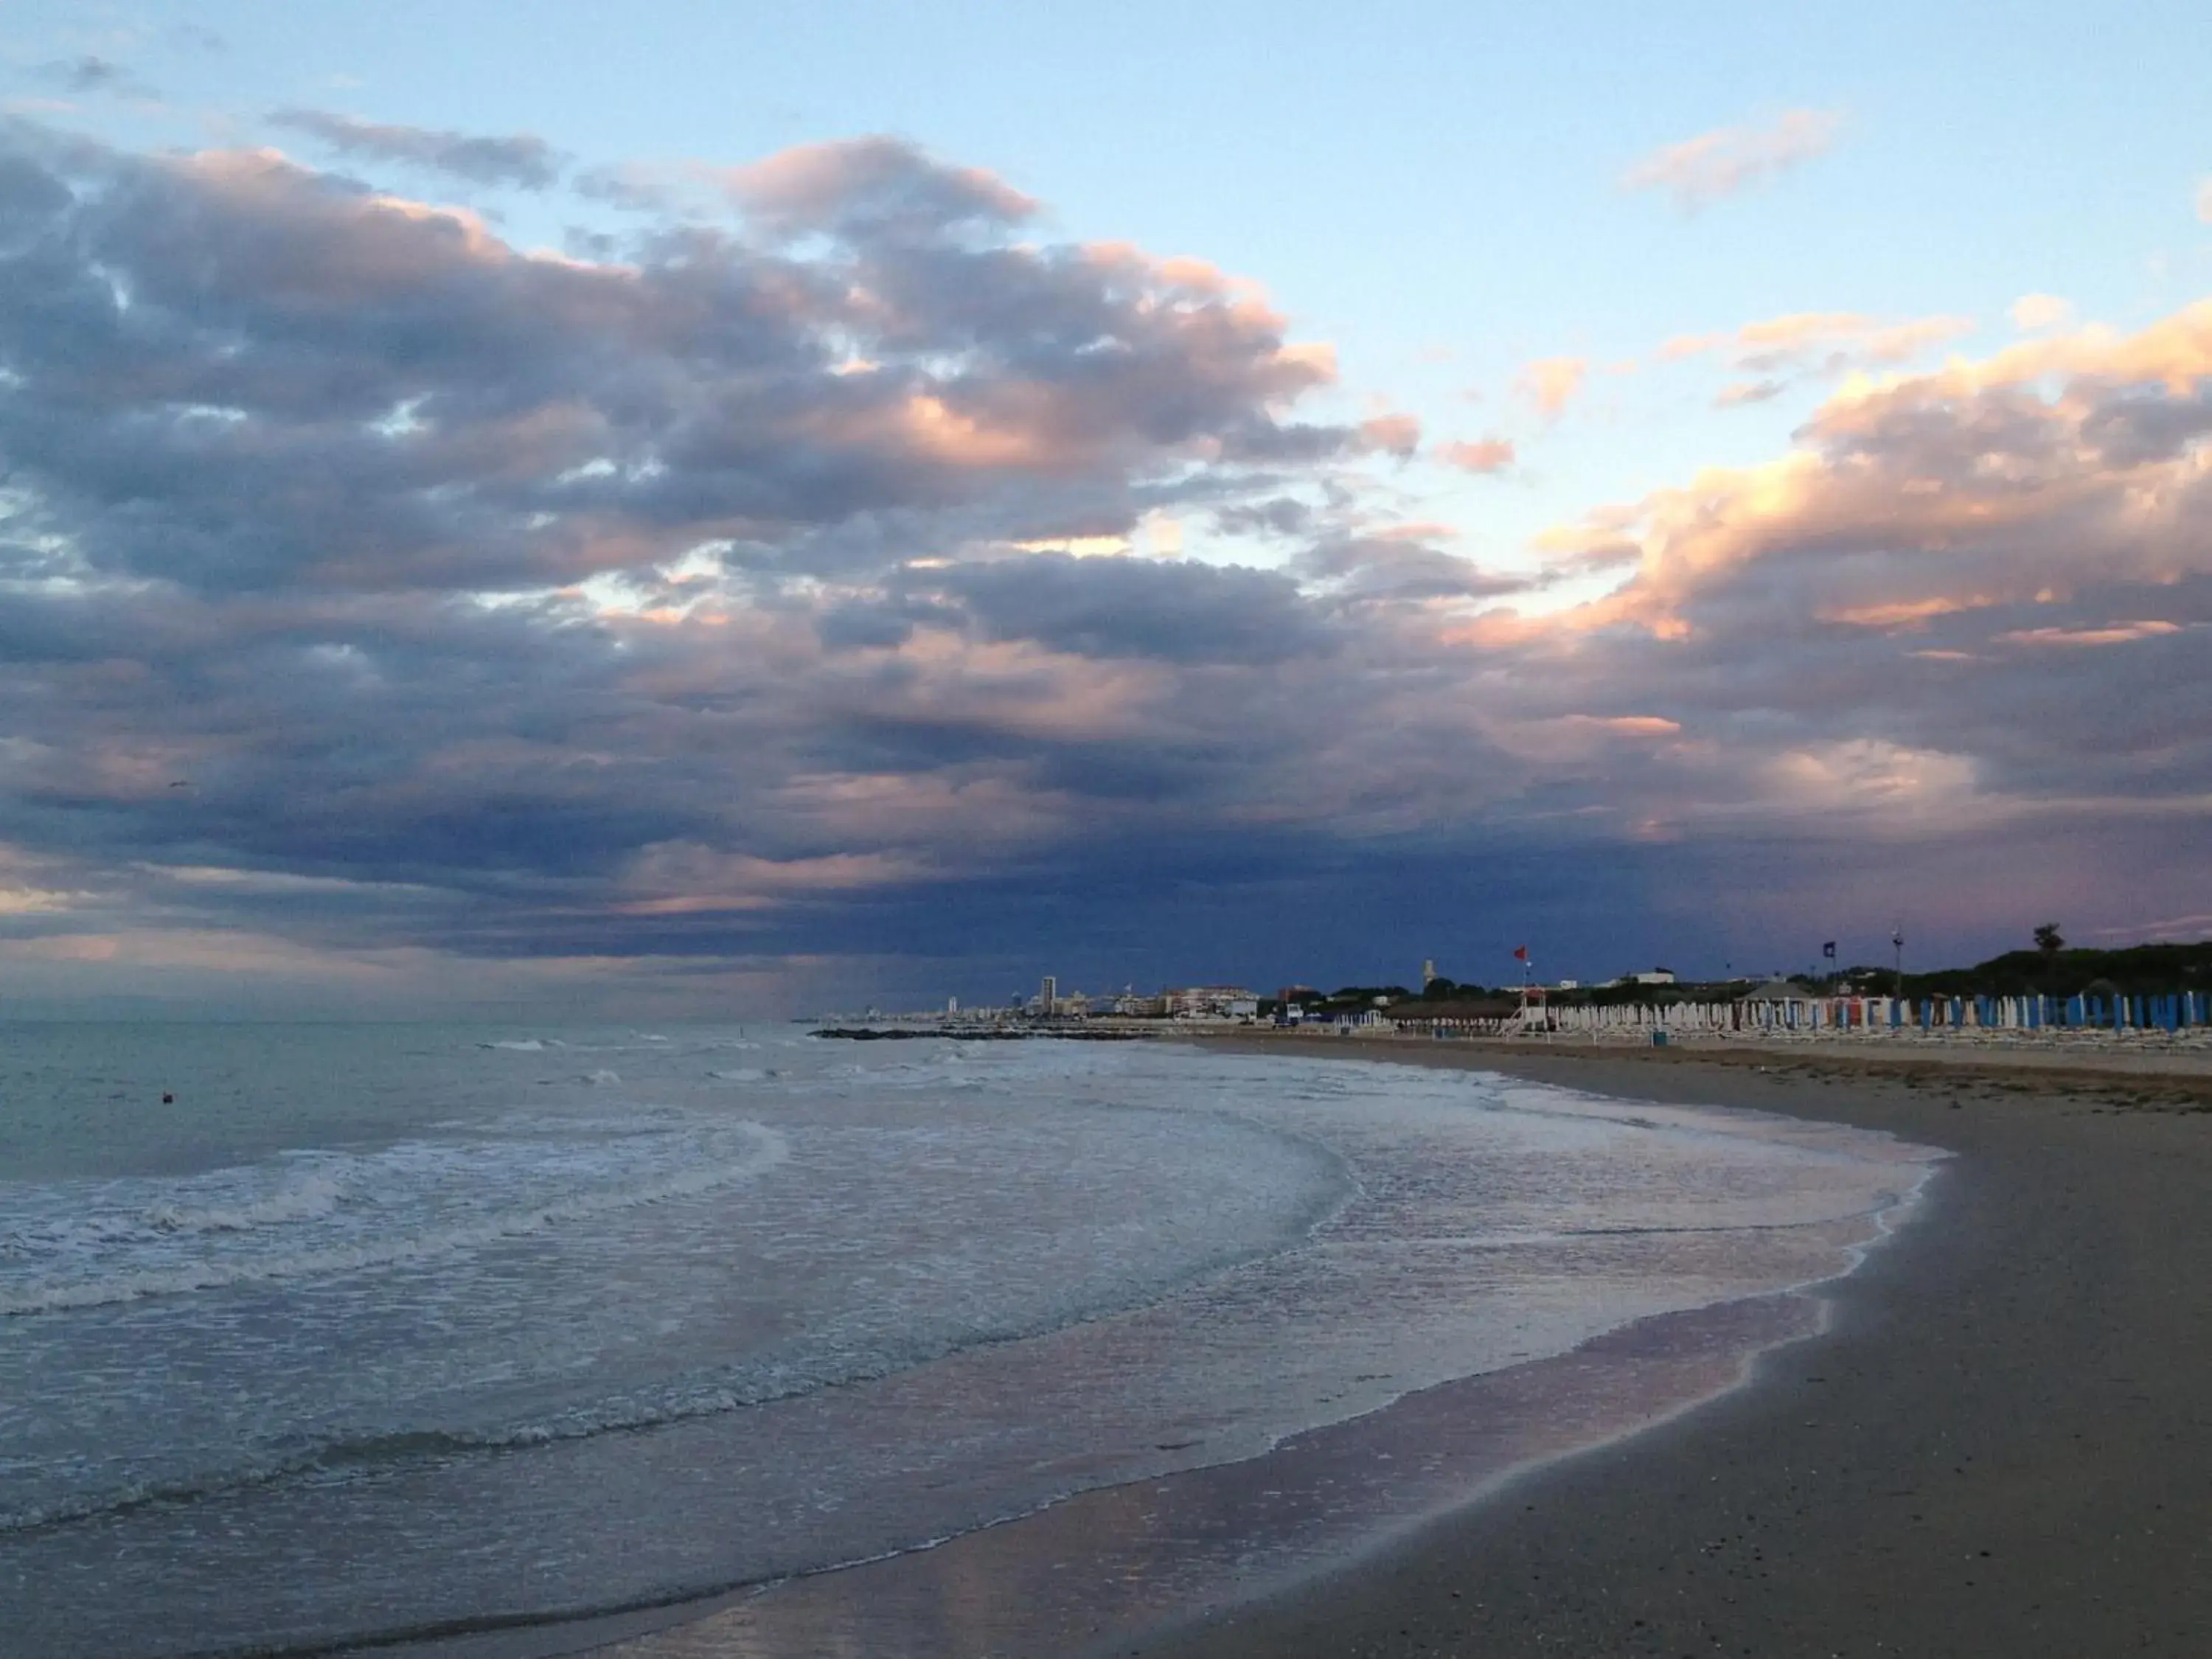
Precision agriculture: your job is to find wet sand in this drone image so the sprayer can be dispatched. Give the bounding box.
[548,1295,1825,1659]
[1116,1033,2212,1657]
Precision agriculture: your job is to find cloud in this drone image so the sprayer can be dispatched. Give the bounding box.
[1437,437,1516,473]
[0,120,1396,996]
[1739,311,1971,366]
[1537,304,2212,830]
[1621,109,1842,212]
[917,552,1335,663]
[1995,621,2186,649]
[2,116,2206,1009]
[1666,311,1975,372]
[1211,497,1311,537]
[1666,310,1975,405]
[1356,412,1423,458]
[1714,380,1787,407]
[0,125,1346,596]
[725,136,1037,239]
[1561,714,1681,737]
[1500,359,2211,973]
[571,141,1037,231]
[35,55,134,94]
[1517,356,1588,417]
[1294,532,1522,605]
[615,844,932,914]
[571,161,677,212]
[2010,293,2074,332]
[267,108,568,189]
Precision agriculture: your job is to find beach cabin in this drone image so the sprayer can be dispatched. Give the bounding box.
[1739,979,1811,1033]
[1386,998,1521,1037]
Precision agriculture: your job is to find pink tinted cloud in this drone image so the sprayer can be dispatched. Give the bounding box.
[1714,380,1787,407]
[2009,293,2074,332]
[1996,622,2185,649]
[1667,311,1974,373]
[1357,412,1423,458]
[615,844,930,914]
[1545,295,2212,641]
[1437,437,1516,473]
[1517,356,1588,417]
[1666,310,1975,408]
[726,135,1037,234]
[1735,311,1972,366]
[1622,109,1843,212]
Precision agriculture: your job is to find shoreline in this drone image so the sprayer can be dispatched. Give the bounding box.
[1213,1024,2212,1090]
[1114,1034,2212,1657]
[523,1040,1944,1659]
[394,1037,2212,1659]
[576,1295,1841,1659]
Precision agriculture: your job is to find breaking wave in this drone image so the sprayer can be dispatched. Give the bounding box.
[142,1175,344,1237]
[1,1123,787,1319]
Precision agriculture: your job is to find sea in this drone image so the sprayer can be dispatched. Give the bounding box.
[0,1023,1940,1658]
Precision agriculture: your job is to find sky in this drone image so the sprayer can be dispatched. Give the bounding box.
[1,1,2208,1016]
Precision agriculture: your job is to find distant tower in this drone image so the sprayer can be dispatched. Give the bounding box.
[1422,958,1437,987]
[1040,975,1057,1015]
[947,995,959,1015]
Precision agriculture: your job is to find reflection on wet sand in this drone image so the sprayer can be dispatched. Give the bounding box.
[606,1292,1819,1659]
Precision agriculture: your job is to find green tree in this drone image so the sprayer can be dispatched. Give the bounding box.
[2034,922,2065,957]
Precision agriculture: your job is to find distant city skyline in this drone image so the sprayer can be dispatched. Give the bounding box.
[1,2,2208,1017]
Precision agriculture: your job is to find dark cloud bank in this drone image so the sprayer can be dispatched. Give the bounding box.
[0,119,2205,1011]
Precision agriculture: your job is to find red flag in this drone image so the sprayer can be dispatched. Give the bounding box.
[1512,945,1529,962]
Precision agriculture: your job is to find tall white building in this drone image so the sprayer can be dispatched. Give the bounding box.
[1040,975,1057,1014]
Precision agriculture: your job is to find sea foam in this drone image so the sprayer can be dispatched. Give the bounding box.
[0,1122,788,1318]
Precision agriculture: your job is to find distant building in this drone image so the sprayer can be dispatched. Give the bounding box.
[947,995,959,1015]
[1422,958,1438,987]
[1742,978,1806,1004]
[1163,985,1257,1019]
[1040,975,1057,1015]
[1554,978,1579,990]
[1630,968,1677,986]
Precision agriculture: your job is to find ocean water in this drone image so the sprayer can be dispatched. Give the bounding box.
[0,1025,1938,1658]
